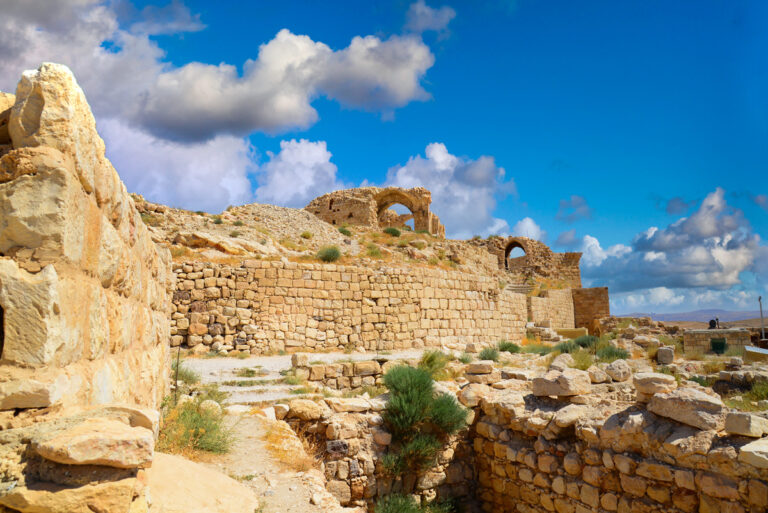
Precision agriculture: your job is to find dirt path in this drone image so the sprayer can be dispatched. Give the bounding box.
[202,414,326,513]
[183,350,425,405]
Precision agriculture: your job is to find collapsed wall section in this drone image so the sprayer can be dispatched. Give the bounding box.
[171,260,528,353]
[0,63,173,413]
[572,286,610,334]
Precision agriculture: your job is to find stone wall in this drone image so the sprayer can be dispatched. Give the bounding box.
[528,289,575,329]
[572,287,610,333]
[684,328,752,354]
[171,260,529,353]
[0,63,173,413]
[474,237,582,288]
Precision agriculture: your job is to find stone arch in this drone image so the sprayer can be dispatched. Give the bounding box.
[504,238,529,270]
[374,190,429,233]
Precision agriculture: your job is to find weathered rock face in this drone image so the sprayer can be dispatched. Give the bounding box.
[532,369,591,397]
[0,63,173,411]
[0,63,176,513]
[648,387,727,431]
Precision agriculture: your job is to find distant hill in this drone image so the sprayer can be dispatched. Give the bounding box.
[618,309,762,323]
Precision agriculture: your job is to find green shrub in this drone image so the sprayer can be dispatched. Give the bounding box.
[300,231,313,239]
[554,341,579,354]
[522,344,553,355]
[596,345,630,363]
[317,245,341,262]
[212,215,223,224]
[689,375,716,387]
[498,341,520,353]
[479,347,499,361]
[570,348,594,370]
[383,227,401,237]
[458,352,473,364]
[418,350,452,380]
[233,220,244,226]
[746,381,768,402]
[158,398,233,454]
[229,230,241,238]
[573,335,598,349]
[140,213,161,226]
[375,494,420,513]
[338,227,352,236]
[381,366,468,477]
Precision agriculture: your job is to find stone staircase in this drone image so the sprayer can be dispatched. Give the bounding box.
[526,321,564,343]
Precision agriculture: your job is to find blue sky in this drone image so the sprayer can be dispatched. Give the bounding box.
[1,0,766,314]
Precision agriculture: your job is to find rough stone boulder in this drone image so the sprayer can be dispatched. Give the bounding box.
[325,397,371,413]
[457,383,491,407]
[738,438,768,469]
[587,365,609,384]
[467,361,495,374]
[147,452,260,513]
[288,399,329,420]
[605,359,631,382]
[648,387,727,431]
[549,353,575,372]
[633,372,677,402]
[656,346,674,364]
[725,412,768,438]
[32,417,154,469]
[532,369,591,397]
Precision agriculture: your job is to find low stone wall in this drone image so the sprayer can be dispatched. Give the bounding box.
[684,328,751,353]
[572,287,610,333]
[528,289,575,329]
[292,355,391,392]
[171,260,529,353]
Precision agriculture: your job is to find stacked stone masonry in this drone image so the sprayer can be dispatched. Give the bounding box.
[572,287,610,334]
[171,260,532,352]
[528,289,574,329]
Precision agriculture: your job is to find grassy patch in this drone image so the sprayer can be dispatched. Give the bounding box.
[702,359,726,375]
[375,494,455,513]
[596,345,630,363]
[498,341,520,353]
[140,213,161,226]
[221,379,272,387]
[570,348,594,370]
[418,350,452,380]
[172,359,200,385]
[689,375,716,387]
[212,215,223,225]
[317,245,341,262]
[383,227,401,237]
[479,347,500,362]
[235,367,266,378]
[367,243,382,258]
[521,344,553,355]
[158,395,233,455]
[338,226,352,236]
[300,231,313,239]
[229,230,241,238]
[233,220,244,226]
[458,352,473,364]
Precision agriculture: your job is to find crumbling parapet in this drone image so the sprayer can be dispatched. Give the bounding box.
[475,236,582,288]
[305,186,446,237]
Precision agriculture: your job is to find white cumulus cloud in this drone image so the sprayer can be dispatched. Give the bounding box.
[404,0,456,36]
[512,217,546,241]
[385,143,514,239]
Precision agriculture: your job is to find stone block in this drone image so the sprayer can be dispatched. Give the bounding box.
[648,387,727,431]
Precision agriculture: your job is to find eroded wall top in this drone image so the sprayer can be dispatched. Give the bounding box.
[305,186,446,237]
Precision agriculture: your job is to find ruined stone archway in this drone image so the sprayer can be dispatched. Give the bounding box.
[504,238,528,270]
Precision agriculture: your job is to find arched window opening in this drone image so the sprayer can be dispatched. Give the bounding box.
[504,241,527,270]
[378,202,415,232]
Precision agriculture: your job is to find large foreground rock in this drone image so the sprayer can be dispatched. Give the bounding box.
[147,452,260,513]
[0,477,140,513]
[532,369,591,397]
[725,412,768,438]
[33,418,154,469]
[633,372,677,402]
[648,387,727,431]
[738,438,768,469]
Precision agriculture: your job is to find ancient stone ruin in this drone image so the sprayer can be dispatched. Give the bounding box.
[0,64,258,513]
[306,186,446,238]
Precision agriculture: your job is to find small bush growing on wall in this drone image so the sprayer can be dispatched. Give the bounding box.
[317,245,341,262]
[498,341,520,353]
[478,347,499,361]
[383,227,401,237]
[381,366,468,478]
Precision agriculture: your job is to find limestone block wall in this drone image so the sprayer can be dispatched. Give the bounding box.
[572,287,610,333]
[170,260,528,353]
[0,63,173,412]
[527,289,575,329]
[474,398,768,513]
[684,329,752,354]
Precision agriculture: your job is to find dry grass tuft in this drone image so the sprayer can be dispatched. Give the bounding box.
[262,420,321,472]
